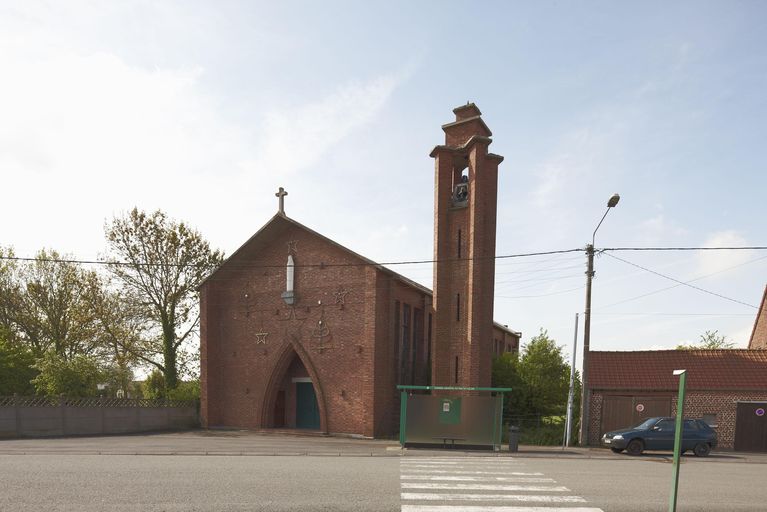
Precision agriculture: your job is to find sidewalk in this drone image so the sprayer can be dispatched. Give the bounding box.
[1,429,765,463]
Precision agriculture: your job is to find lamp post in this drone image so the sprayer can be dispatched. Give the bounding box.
[578,193,620,446]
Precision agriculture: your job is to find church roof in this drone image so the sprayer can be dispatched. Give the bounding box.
[588,349,767,391]
[199,212,520,338]
[198,213,432,296]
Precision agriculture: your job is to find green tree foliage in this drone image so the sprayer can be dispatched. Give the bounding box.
[517,330,572,416]
[676,330,735,350]
[493,329,579,418]
[141,369,199,401]
[6,249,103,359]
[105,209,223,390]
[0,335,37,395]
[492,329,581,445]
[31,352,104,397]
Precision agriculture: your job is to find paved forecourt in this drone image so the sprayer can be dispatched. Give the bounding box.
[399,456,603,512]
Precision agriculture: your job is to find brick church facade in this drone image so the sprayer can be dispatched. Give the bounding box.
[199,104,517,437]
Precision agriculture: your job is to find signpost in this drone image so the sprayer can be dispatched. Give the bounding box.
[669,369,687,512]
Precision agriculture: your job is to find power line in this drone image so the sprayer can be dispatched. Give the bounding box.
[592,312,754,317]
[605,246,767,252]
[598,253,767,309]
[602,252,758,309]
[0,249,585,270]
[2,245,765,270]
[496,284,584,299]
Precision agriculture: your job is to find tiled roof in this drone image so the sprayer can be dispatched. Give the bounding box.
[589,349,767,391]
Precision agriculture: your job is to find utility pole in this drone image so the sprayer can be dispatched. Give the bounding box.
[578,193,620,447]
[578,245,595,445]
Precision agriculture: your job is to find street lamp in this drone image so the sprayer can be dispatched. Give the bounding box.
[578,193,620,446]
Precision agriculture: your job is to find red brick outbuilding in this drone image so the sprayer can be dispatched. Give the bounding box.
[588,350,767,450]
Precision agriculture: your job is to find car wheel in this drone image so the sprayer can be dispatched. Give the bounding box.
[626,439,644,456]
[610,447,623,453]
[693,443,711,457]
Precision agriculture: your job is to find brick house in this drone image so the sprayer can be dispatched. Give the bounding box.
[748,284,767,349]
[199,105,519,438]
[587,350,767,451]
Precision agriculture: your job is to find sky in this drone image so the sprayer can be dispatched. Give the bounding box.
[2,1,766,368]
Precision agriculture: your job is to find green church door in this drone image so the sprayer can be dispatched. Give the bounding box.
[295,382,320,430]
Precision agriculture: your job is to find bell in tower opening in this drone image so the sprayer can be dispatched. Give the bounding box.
[452,172,469,206]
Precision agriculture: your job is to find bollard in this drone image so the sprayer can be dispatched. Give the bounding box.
[508,425,520,452]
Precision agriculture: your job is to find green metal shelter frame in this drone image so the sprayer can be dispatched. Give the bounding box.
[396,385,513,449]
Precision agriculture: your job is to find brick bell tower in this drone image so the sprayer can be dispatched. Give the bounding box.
[430,103,503,388]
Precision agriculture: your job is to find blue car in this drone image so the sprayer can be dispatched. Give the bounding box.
[601,417,717,456]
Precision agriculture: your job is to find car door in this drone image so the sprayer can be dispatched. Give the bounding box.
[682,419,702,450]
[646,418,676,450]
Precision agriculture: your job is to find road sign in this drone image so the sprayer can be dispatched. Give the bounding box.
[636,403,645,413]
[756,408,765,417]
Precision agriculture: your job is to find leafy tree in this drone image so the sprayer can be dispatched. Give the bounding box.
[11,249,103,359]
[104,208,223,389]
[492,329,579,419]
[31,352,104,397]
[676,330,735,350]
[0,246,21,344]
[516,329,572,417]
[0,334,37,395]
[141,368,166,399]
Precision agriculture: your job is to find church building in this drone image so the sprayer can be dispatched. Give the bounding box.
[199,104,518,437]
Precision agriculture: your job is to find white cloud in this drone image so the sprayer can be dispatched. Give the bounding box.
[249,74,405,176]
[636,213,689,244]
[695,231,753,277]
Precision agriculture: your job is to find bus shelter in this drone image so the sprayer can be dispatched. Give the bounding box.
[397,385,512,450]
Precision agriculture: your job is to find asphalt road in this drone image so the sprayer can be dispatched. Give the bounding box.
[527,457,767,512]
[0,454,401,512]
[2,453,766,511]
[2,432,767,511]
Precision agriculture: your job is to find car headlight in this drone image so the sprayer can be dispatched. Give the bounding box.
[612,435,623,440]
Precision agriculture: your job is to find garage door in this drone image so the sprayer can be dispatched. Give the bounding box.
[601,395,671,436]
[734,402,767,452]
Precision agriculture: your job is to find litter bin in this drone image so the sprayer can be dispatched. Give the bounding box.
[508,426,519,452]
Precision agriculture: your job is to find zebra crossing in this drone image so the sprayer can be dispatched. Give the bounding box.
[399,457,603,512]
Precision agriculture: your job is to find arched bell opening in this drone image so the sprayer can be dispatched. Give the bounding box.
[262,343,327,432]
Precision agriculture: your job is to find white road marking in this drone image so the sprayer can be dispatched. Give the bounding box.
[401,475,555,483]
[399,456,603,512]
[400,469,544,476]
[401,507,603,512]
[401,462,523,467]
[401,483,570,492]
[401,493,587,503]
[401,460,521,464]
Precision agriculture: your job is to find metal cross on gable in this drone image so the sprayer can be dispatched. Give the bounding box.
[275,187,288,215]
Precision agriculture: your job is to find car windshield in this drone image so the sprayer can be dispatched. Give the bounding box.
[633,418,658,430]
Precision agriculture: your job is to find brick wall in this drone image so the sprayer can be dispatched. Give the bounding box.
[589,390,767,449]
[201,217,431,438]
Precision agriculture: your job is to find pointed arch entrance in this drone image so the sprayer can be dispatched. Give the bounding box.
[262,342,328,432]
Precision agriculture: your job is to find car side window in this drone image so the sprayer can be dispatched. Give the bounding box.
[655,419,675,431]
[684,419,698,431]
